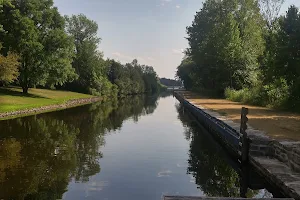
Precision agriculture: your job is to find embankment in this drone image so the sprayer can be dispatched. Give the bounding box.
[0,97,101,120]
[174,91,300,199]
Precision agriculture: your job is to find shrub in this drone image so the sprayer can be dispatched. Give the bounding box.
[225,79,290,109]
[264,78,290,109]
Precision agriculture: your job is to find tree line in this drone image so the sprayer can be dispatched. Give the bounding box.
[160,78,182,87]
[0,0,162,96]
[176,0,300,111]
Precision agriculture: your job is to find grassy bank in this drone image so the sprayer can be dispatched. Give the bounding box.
[0,87,94,114]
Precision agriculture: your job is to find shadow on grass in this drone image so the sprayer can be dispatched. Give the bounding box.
[0,87,49,99]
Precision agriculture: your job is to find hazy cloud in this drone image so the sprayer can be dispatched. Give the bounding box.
[176,5,180,8]
[172,49,184,54]
[112,52,155,64]
[112,52,134,62]
[159,0,172,7]
[147,57,155,61]
[157,170,172,177]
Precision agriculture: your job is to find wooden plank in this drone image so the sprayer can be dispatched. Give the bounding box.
[164,196,293,200]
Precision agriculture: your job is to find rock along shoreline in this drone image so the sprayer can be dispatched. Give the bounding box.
[0,97,101,120]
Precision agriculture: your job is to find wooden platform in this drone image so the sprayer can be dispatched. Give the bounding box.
[164,196,293,200]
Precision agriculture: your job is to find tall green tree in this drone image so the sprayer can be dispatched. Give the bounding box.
[0,0,77,93]
[65,14,117,96]
[176,57,197,90]
[182,0,264,94]
[275,6,300,108]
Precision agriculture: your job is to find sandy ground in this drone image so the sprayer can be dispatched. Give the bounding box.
[179,91,300,141]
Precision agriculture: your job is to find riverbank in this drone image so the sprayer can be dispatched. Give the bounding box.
[178,91,300,141]
[175,90,300,199]
[0,87,100,120]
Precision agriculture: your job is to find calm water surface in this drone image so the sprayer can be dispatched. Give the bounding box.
[0,93,271,199]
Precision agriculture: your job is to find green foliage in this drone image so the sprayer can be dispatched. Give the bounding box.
[179,0,264,94]
[225,86,268,106]
[107,59,160,96]
[0,0,77,93]
[176,57,197,90]
[0,52,19,83]
[1,3,161,97]
[264,79,290,108]
[225,79,289,108]
[65,14,103,93]
[63,15,160,97]
[159,78,182,87]
[178,0,300,112]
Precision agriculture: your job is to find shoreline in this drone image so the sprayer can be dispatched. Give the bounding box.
[174,90,300,199]
[0,97,101,120]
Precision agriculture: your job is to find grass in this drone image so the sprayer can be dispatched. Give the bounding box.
[0,87,94,113]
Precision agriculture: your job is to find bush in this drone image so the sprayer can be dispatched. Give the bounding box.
[225,79,290,109]
[264,78,290,109]
[89,76,118,99]
[225,86,268,106]
[225,88,246,102]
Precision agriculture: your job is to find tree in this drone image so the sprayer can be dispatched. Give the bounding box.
[176,57,197,90]
[159,78,182,87]
[0,0,77,93]
[275,6,300,108]
[183,0,264,94]
[107,59,160,96]
[0,51,19,84]
[64,14,117,97]
[259,0,285,30]
[65,14,100,92]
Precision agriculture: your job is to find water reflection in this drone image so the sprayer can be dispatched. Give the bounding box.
[176,104,272,198]
[0,94,162,199]
[0,92,273,199]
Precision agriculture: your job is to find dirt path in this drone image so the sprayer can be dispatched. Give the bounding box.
[0,97,101,120]
[179,91,300,141]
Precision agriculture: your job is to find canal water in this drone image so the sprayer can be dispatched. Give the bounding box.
[0,93,272,199]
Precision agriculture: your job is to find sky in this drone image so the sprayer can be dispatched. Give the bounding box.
[53,0,300,79]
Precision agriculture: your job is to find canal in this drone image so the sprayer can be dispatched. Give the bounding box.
[0,93,273,199]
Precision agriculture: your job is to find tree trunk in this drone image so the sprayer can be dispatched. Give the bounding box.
[22,86,28,94]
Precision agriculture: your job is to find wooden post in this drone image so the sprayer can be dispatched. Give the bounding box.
[240,107,249,164]
[239,164,250,198]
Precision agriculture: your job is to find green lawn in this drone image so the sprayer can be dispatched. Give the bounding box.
[0,87,94,113]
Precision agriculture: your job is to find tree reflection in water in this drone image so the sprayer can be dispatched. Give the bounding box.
[176,104,262,198]
[0,94,162,199]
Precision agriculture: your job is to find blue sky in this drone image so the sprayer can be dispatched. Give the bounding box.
[54,0,300,79]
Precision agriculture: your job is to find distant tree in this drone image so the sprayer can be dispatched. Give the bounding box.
[160,78,182,87]
[107,59,160,96]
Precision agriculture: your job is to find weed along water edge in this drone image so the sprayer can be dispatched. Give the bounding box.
[0,94,275,199]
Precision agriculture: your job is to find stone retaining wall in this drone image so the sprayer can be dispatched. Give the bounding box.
[174,91,300,199]
[272,141,300,173]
